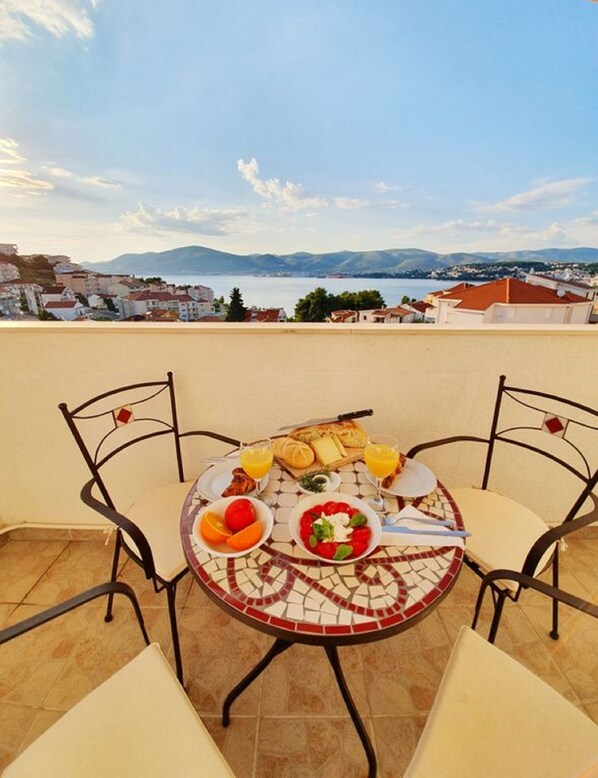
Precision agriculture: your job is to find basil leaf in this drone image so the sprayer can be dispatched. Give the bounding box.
[349,513,367,527]
[313,518,334,541]
[308,534,317,548]
[333,544,353,561]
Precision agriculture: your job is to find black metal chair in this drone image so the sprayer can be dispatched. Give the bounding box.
[1,582,235,777]
[59,371,240,683]
[407,374,597,643]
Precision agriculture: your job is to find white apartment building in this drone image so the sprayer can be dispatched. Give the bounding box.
[436,278,592,325]
[44,300,87,321]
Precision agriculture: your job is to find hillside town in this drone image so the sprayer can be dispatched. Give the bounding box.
[1,242,596,325]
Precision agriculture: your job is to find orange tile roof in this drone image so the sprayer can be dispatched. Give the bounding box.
[430,282,476,297]
[441,278,589,311]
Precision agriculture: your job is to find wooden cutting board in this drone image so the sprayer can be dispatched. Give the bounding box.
[275,447,365,480]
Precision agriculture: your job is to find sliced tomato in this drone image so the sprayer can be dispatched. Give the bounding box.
[350,540,367,557]
[316,541,337,559]
[332,501,351,515]
[351,526,371,544]
[322,501,341,515]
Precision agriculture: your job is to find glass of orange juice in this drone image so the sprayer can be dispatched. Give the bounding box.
[240,438,274,505]
[364,434,399,511]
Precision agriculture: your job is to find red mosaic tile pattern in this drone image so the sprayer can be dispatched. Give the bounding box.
[181,460,465,644]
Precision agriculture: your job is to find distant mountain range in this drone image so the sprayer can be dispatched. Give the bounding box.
[83,245,598,277]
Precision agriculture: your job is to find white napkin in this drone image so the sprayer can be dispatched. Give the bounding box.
[379,505,465,548]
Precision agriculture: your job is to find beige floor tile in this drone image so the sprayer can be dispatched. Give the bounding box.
[0,540,68,603]
[171,605,268,716]
[0,704,37,772]
[23,540,117,605]
[259,642,368,717]
[0,603,17,627]
[116,557,193,608]
[256,716,374,777]
[373,715,427,778]
[202,716,257,778]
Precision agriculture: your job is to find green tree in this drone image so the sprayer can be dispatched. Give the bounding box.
[294,287,336,322]
[401,295,416,305]
[139,276,164,284]
[226,287,248,322]
[105,297,117,312]
[38,309,58,321]
[295,287,386,322]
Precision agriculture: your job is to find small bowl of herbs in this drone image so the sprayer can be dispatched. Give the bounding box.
[296,469,341,495]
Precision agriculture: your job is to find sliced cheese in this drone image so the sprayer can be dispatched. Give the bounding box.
[332,434,347,457]
[311,435,342,466]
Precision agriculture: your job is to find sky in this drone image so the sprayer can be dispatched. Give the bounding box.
[1,0,597,264]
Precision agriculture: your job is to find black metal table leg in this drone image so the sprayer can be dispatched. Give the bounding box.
[325,645,377,778]
[222,637,291,726]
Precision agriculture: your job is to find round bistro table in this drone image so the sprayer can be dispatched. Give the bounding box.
[181,459,465,778]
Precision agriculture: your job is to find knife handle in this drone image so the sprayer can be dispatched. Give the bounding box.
[337,409,373,422]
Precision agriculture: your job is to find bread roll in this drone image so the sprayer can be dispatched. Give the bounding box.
[279,438,315,469]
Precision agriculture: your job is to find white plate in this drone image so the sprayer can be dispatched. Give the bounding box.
[296,471,342,495]
[366,459,437,497]
[288,492,381,564]
[192,496,274,558]
[196,461,269,502]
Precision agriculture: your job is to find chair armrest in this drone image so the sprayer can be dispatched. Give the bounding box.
[0,582,150,646]
[81,479,156,580]
[407,435,489,459]
[479,569,598,619]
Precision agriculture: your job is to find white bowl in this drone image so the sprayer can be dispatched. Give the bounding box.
[192,496,273,558]
[288,492,381,564]
[296,472,342,495]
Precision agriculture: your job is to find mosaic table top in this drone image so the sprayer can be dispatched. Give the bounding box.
[181,460,465,646]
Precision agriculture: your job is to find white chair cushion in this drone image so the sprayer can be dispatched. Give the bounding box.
[4,643,234,778]
[450,487,555,591]
[405,626,598,778]
[123,480,194,582]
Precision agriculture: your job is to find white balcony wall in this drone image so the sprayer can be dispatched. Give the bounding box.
[1,322,596,531]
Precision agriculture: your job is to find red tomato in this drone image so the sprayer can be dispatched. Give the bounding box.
[332,502,351,515]
[350,540,367,557]
[317,542,337,559]
[351,527,371,543]
[322,501,340,515]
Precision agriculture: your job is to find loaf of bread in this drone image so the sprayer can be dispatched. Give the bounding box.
[274,437,315,469]
[290,420,367,449]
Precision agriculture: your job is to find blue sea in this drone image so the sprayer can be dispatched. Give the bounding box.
[160,275,457,314]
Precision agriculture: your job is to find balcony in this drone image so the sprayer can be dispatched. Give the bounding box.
[1,321,597,774]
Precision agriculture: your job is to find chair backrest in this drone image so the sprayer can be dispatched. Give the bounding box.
[482,374,597,522]
[59,372,185,510]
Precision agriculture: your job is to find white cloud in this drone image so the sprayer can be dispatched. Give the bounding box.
[383,199,411,210]
[0,168,53,190]
[237,157,328,211]
[0,138,26,164]
[477,177,592,212]
[392,217,576,247]
[374,181,403,193]
[121,201,256,237]
[572,210,598,227]
[334,197,368,210]
[0,0,99,41]
[44,166,121,188]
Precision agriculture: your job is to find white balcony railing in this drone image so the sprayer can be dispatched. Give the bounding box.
[1,321,596,531]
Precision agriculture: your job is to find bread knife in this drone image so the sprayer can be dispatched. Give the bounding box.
[277,409,373,432]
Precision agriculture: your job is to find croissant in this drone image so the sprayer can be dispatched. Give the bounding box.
[382,453,407,489]
[222,468,256,497]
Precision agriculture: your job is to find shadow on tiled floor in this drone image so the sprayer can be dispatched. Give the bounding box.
[1,531,597,776]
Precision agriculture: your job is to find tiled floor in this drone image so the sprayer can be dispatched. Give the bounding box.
[1,529,597,777]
